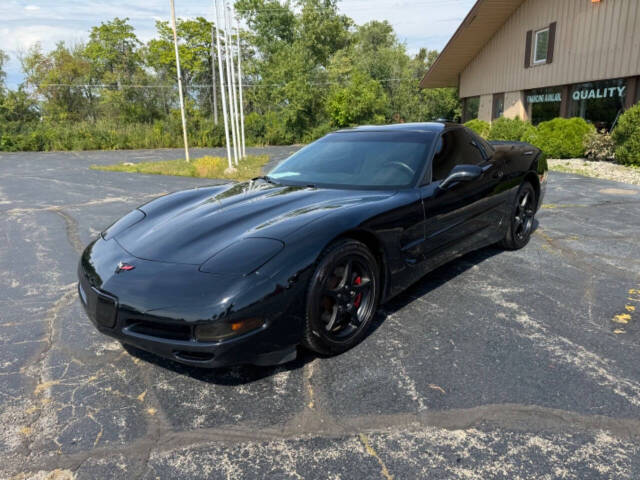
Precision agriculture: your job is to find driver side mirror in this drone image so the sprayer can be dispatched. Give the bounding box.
[438,164,483,190]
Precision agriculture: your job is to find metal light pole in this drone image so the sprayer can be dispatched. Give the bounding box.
[222,0,239,165]
[211,26,219,125]
[237,18,246,158]
[169,0,190,162]
[225,1,241,164]
[214,0,233,170]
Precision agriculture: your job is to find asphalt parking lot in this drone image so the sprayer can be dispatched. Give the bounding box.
[2,147,640,479]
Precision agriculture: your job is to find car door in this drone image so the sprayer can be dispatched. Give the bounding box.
[419,127,504,270]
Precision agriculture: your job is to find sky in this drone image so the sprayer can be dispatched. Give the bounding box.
[0,0,476,88]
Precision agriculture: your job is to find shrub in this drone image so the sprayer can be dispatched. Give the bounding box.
[584,129,615,162]
[244,112,266,145]
[464,119,490,138]
[263,111,296,145]
[302,122,334,143]
[523,117,595,159]
[612,103,640,166]
[488,117,534,142]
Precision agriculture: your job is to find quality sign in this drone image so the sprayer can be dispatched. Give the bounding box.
[572,86,626,101]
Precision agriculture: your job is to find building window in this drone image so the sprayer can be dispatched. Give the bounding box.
[492,93,505,120]
[533,28,550,64]
[525,87,562,125]
[462,96,480,122]
[568,79,627,131]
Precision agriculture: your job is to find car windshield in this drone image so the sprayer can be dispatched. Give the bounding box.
[269,131,434,189]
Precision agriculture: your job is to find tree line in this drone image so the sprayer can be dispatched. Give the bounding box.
[0,0,460,151]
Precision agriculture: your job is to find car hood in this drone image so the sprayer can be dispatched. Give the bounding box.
[115,181,395,265]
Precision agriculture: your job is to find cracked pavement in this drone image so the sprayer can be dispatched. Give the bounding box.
[1,147,640,479]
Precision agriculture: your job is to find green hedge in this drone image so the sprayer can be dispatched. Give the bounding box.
[464,119,490,138]
[612,103,640,166]
[487,117,534,142]
[463,116,598,159]
[0,118,227,152]
[522,117,594,159]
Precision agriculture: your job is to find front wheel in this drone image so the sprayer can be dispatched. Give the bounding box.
[302,239,380,356]
[499,182,537,250]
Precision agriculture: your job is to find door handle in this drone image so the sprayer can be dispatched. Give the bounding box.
[524,151,535,156]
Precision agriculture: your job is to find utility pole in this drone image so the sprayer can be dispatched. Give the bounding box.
[211,25,219,125]
[170,0,190,162]
[214,0,233,171]
[237,18,246,158]
[223,0,239,165]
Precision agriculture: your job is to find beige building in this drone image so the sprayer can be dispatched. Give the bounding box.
[421,0,640,129]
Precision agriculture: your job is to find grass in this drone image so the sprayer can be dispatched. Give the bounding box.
[91,155,271,182]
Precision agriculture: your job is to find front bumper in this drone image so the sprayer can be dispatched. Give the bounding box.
[77,238,305,368]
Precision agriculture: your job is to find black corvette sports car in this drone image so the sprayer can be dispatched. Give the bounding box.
[78,122,547,368]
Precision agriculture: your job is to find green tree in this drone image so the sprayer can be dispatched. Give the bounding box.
[326,70,387,127]
[85,17,142,82]
[85,18,161,122]
[0,87,39,123]
[410,48,460,122]
[146,17,219,117]
[235,0,296,58]
[298,0,351,67]
[21,42,92,121]
[236,0,346,140]
[0,49,8,92]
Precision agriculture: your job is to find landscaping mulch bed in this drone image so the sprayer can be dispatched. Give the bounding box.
[549,159,640,185]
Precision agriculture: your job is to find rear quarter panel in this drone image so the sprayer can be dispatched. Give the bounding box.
[490,141,547,210]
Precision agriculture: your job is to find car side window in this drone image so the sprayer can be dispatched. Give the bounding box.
[467,130,495,160]
[431,129,485,182]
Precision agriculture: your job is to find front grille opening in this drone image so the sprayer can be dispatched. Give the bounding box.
[126,320,191,341]
[95,295,117,328]
[173,351,215,362]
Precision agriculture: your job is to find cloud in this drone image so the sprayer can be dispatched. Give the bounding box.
[24,5,40,11]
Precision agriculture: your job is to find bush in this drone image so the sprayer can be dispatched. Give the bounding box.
[584,129,616,162]
[523,117,595,159]
[0,116,237,152]
[612,103,640,166]
[487,117,534,142]
[464,119,490,138]
[302,122,334,143]
[244,112,266,145]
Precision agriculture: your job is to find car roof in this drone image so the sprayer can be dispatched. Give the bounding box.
[335,122,459,134]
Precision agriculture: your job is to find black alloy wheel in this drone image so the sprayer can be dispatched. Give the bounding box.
[500,182,537,250]
[303,239,380,355]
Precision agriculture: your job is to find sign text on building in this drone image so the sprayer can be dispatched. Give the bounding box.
[527,93,561,104]
[572,86,626,101]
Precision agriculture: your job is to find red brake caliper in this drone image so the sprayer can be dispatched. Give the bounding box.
[353,277,363,308]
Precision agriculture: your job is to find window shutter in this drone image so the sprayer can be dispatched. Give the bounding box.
[524,30,533,68]
[547,22,557,64]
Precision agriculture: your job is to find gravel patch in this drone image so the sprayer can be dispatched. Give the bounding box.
[549,158,640,185]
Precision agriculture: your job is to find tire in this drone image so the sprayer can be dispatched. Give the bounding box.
[302,239,380,356]
[499,181,537,250]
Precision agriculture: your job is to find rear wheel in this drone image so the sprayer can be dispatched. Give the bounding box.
[499,182,536,250]
[302,239,380,356]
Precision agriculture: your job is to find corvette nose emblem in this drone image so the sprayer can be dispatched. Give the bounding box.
[115,262,135,274]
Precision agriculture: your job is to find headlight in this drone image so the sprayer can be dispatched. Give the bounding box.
[195,318,264,341]
[199,238,284,275]
[102,209,145,240]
